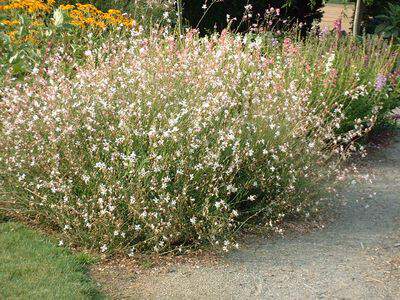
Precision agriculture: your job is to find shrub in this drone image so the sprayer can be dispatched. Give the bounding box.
[0,32,398,255]
[182,0,324,35]
[355,0,399,40]
[373,2,400,43]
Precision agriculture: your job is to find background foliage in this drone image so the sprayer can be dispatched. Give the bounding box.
[182,0,324,35]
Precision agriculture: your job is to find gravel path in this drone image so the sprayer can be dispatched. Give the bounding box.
[321,4,354,32]
[94,131,400,299]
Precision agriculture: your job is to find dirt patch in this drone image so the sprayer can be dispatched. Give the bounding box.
[92,250,221,299]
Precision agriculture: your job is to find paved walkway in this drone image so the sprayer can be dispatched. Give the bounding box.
[321,3,355,32]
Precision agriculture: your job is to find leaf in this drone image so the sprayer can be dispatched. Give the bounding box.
[53,8,64,28]
[375,24,387,34]
[12,60,26,75]
[0,32,11,46]
[9,52,19,64]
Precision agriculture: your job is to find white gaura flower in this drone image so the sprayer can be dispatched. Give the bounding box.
[128,246,135,257]
[100,244,108,253]
[82,174,90,184]
[247,195,256,201]
[18,173,26,182]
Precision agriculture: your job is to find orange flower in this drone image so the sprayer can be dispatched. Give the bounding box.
[1,19,20,26]
[1,0,137,40]
[59,4,74,10]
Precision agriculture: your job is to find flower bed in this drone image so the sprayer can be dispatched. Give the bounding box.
[0,30,399,255]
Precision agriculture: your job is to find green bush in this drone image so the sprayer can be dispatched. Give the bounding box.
[374,2,400,43]
[360,0,399,37]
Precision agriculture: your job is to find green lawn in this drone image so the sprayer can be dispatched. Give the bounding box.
[0,222,104,299]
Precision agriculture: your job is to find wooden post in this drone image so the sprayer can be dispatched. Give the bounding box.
[353,0,363,36]
[177,0,182,36]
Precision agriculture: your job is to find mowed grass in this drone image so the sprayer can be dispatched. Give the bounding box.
[0,221,104,299]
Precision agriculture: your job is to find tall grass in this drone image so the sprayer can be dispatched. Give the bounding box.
[0,30,399,255]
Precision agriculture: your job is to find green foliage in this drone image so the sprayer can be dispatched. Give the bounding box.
[0,8,129,80]
[0,15,42,79]
[374,2,400,42]
[182,0,324,35]
[0,222,102,299]
[361,0,399,37]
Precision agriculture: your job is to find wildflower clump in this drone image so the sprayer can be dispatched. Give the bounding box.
[59,3,135,29]
[0,0,135,43]
[0,31,398,255]
[0,0,54,13]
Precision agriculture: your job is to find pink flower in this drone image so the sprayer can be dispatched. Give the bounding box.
[333,19,342,37]
[375,74,387,91]
[333,19,342,32]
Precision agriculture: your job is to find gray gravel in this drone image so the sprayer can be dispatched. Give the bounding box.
[96,132,400,299]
